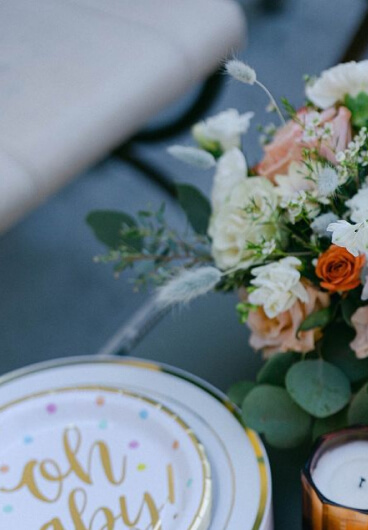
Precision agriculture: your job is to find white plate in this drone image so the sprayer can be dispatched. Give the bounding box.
[0,356,273,530]
[0,386,211,530]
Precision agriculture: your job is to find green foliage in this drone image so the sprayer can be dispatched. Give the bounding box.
[281,97,297,118]
[345,92,368,128]
[88,204,212,288]
[298,307,332,332]
[341,297,358,327]
[323,323,368,383]
[312,409,348,441]
[227,381,256,407]
[348,383,368,425]
[242,385,312,449]
[86,210,139,249]
[176,184,211,236]
[256,352,300,387]
[285,360,351,418]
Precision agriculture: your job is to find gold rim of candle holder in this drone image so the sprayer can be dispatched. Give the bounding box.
[302,425,368,530]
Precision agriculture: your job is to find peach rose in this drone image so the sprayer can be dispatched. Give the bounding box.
[257,107,352,183]
[316,245,365,293]
[247,282,330,357]
[350,306,368,359]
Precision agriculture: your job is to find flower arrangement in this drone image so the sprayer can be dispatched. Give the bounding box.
[88,60,368,449]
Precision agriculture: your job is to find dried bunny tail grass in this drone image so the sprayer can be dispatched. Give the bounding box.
[156,267,222,308]
[225,60,257,85]
[225,59,286,125]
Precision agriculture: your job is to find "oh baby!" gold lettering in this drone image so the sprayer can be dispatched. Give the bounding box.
[0,426,175,529]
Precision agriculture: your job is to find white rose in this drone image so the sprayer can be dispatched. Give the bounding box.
[346,187,368,223]
[211,148,247,210]
[208,177,278,271]
[228,176,278,216]
[248,257,309,318]
[193,109,254,152]
[306,60,368,109]
[327,219,368,256]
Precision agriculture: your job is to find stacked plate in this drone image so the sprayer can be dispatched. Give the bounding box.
[0,356,273,529]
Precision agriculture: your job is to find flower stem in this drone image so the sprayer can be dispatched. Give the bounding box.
[256,80,286,126]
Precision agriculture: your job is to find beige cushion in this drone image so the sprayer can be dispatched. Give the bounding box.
[0,0,246,232]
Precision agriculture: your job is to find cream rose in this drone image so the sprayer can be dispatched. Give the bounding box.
[208,177,278,271]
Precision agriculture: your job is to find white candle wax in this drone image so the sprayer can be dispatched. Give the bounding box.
[312,440,368,510]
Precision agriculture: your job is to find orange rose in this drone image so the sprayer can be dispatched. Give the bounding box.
[315,245,365,293]
[247,283,330,357]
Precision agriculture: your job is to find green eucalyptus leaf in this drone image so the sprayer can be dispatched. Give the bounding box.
[312,409,348,441]
[348,383,368,425]
[242,385,312,449]
[323,323,368,383]
[286,360,351,418]
[86,210,139,249]
[227,381,256,407]
[345,92,368,128]
[256,352,300,387]
[298,307,332,332]
[176,184,211,235]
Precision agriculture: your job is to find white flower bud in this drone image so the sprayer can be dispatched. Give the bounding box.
[167,145,216,170]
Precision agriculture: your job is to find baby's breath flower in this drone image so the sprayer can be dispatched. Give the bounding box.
[261,239,277,256]
[358,150,368,167]
[301,111,334,142]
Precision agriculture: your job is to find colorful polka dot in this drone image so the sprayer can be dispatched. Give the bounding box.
[3,505,13,514]
[137,463,146,471]
[46,403,57,414]
[23,436,33,445]
[98,419,108,430]
[0,466,9,474]
[96,396,105,406]
[186,479,193,488]
[172,440,179,450]
[139,410,148,420]
[128,440,140,449]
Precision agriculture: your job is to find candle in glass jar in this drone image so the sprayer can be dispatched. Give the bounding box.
[312,440,368,510]
[302,427,368,530]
